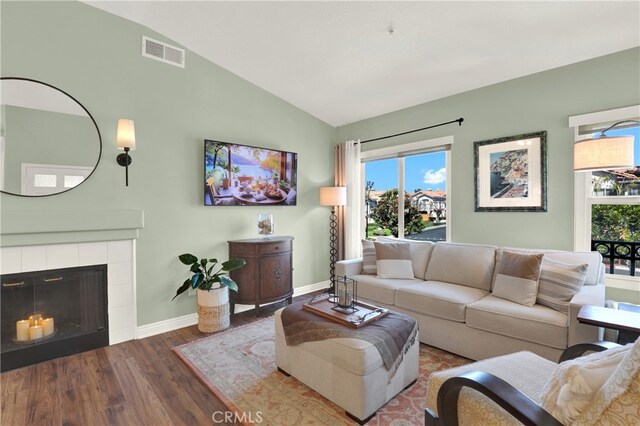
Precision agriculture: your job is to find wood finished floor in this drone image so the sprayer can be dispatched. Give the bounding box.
[1,293,319,426]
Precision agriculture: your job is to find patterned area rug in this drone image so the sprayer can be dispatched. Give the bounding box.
[174,318,469,425]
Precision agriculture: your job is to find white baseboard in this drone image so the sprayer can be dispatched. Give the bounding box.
[136,312,198,339]
[135,280,329,339]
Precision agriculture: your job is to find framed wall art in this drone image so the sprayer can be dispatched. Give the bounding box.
[474,131,547,212]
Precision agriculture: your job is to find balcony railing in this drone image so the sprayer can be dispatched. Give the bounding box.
[591,240,639,277]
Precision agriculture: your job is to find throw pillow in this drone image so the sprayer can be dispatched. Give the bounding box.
[374,241,414,279]
[361,239,377,274]
[541,344,632,424]
[537,258,588,314]
[491,251,544,307]
[574,338,640,426]
[377,236,434,279]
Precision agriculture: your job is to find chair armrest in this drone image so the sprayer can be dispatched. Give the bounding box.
[335,258,363,277]
[559,340,621,363]
[568,284,605,346]
[435,371,562,426]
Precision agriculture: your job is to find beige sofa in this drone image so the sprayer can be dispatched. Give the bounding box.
[336,239,605,362]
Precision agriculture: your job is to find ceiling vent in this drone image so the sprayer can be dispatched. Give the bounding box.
[142,36,185,68]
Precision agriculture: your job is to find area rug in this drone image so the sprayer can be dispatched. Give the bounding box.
[174,318,470,425]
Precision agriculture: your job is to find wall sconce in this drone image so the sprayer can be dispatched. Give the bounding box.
[574,120,638,172]
[116,119,136,186]
[319,186,347,295]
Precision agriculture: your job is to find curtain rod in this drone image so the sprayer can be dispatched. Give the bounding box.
[358,117,464,145]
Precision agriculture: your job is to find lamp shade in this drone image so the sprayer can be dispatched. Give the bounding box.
[574,135,634,171]
[116,119,136,150]
[320,186,347,206]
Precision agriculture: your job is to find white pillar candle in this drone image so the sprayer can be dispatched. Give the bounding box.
[16,320,30,341]
[41,318,54,336]
[29,325,43,340]
[29,313,42,327]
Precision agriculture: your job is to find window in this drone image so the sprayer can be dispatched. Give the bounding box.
[570,106,640,284]
[22,163,92,196]
[361,136,452,242]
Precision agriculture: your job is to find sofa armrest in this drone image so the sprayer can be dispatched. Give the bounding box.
[335,258,363,278]
[568,284,606,346]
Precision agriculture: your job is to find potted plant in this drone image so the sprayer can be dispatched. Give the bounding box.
[173,253,246,333]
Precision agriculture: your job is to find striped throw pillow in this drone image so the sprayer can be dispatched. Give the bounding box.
[361,239,377,274]
[537,258,588,314]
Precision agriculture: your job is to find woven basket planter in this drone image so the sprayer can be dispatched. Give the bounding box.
[196,287,230,333]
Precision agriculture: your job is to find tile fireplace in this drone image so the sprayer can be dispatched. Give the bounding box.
[1,264,108,371]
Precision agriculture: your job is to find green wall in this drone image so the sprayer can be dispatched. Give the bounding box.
[2,105,99,194]
[338,47,640,251]
[1,1,335,326]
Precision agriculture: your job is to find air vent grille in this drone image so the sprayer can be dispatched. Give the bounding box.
[141,36,185,68]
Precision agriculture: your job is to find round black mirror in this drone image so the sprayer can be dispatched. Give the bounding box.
[0,77,102,197]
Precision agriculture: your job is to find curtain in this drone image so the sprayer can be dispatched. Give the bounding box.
[335,140,361,260]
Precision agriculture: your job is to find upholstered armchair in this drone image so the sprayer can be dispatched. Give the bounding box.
[425,339,639,426]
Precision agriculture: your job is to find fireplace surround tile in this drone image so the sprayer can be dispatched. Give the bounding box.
[109,283,132,308]
[46,243,79,269]
[108,262,132,287]
[1,247,21,274]
[108,240,132,264]
[21,245,46,272]
[79,242,108,266]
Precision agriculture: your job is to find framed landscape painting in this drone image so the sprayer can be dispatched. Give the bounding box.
[474,131,547,212]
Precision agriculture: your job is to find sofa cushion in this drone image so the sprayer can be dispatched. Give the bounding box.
[377,236,434,279]
[374,241,414,279]
[425,242,497,291]
[537,259,588,314]
[361,239,377,274]
[466,295,569,349]
[494,248,603,287]
[395,281,489,322]
[492,251,543,307]
[351,274,424,305]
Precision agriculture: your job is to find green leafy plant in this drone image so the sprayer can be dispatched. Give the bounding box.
[173,254,246,300]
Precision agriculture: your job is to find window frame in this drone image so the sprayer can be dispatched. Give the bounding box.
[360,135,453,241]
[569,105,640,288]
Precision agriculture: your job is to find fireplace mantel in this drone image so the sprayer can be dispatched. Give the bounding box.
[0,209,144,247]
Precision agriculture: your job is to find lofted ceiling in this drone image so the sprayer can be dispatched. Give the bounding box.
[84,1,640,127]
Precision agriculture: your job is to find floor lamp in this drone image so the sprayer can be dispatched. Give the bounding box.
[320,186,347,295]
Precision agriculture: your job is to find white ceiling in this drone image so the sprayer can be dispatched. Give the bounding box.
[84,1,640,127]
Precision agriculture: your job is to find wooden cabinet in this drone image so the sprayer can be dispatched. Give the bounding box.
[228,236,293,316]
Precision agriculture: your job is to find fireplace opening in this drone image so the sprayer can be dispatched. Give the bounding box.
[1,264,108,371]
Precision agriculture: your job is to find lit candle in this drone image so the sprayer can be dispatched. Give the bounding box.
[29,325,43,340]
[29,313,42,327]
[16,320,30,341]
[41,317,54,336]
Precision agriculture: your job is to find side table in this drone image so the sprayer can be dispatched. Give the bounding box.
[577,305,640,344]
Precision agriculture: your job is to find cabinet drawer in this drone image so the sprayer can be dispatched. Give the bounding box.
[229,243,258,257]
[259,241,291,255]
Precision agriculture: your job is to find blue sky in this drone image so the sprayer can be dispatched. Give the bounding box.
[364,125,639,193]
[365,151,446,192]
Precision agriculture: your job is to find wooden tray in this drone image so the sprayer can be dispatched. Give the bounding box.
[303,295,389,328]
